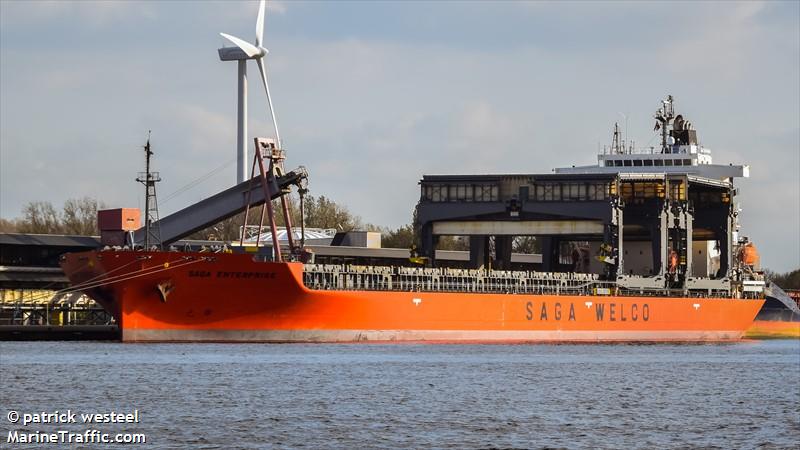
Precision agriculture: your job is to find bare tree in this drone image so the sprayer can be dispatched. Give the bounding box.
[62,197,105,235]
[11,198,106,235]
[513,236,540,254]
[0,218,19,233]
[18,201,62,234]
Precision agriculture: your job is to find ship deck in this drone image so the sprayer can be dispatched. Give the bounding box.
[301,264,759,299]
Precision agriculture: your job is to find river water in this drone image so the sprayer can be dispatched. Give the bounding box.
[1,340,798,449]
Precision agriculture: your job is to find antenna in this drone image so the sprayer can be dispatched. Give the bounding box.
[136,131,162,250]
[612,122,622,154]
[654,94,675,153]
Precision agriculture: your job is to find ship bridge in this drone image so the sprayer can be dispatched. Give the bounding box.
[556,96,749,180]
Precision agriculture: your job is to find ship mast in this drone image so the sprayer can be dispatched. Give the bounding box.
[654,95,675,153]
[136,131,162,250]
[612,122,623,154]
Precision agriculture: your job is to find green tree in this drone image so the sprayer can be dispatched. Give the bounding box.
[765,268,800,290]
[381,224,415,249]
[303,195,362,231]
[436,236,470,251]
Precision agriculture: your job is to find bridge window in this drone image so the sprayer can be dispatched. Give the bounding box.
[442,184,473,202]
[533,182,561,201]
[565,183,586,201]
[644,159,653,166]
[654,160,663,166]
[543,184,554,201]
[474,185,499,202]
[633,160,643,167]
[531,181,610,202]
[429,184,445,202]
[587,182,610,200]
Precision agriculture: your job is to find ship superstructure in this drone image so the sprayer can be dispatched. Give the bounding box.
[415,95,761,300]
[555,95,749,180]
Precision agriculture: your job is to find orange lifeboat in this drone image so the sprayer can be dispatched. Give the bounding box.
[738,241,760,269]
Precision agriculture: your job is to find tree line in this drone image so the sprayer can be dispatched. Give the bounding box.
[764,269,800,290]
[0,197,105,235]
[185,195,366,242]
[0,195,364,239]
[1,195,541,253]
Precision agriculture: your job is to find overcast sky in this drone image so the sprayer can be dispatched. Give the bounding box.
[1,1,798,271]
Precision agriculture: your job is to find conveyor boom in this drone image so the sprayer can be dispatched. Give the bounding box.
[133,167,307,246]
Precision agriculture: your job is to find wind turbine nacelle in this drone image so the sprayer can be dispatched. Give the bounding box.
[218,46,252,61]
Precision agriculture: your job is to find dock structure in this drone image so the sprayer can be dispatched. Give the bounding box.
[0,234,117,339]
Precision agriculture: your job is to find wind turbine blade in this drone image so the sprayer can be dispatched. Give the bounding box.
[255,0,266,48]
[220,32,261,58]
[256,57,281,147]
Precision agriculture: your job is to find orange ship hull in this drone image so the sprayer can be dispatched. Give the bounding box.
[60,250,764,343]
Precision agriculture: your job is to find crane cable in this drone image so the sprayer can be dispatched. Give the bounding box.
[161,158,236,205]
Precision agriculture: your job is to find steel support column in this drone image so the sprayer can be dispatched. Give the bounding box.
[469,236,489,269]
[494,236,513,270]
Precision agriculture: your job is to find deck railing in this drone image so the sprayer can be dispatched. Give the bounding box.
[301,264,706,297]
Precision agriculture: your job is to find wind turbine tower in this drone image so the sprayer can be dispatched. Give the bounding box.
[218,0,281,184]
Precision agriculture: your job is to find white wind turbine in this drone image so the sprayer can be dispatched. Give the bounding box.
[218,0,281,184]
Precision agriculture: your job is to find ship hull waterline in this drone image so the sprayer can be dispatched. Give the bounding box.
[60,250,764,343]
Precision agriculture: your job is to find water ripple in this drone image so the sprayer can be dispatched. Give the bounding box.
[0,341,798,449]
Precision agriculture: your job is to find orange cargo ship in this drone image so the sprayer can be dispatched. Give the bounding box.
[58,3,771,343]
[59,250,764,342]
